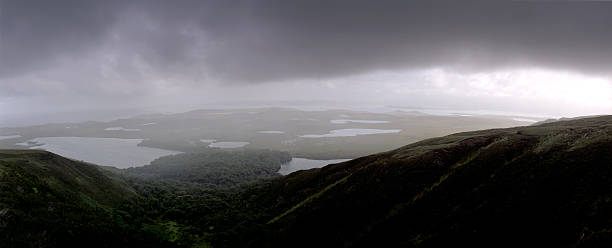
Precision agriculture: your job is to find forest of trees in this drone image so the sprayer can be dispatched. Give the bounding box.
[123,149,291,187]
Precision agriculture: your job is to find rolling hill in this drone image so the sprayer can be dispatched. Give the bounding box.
[224,115,612,247]
[0,150,166,247]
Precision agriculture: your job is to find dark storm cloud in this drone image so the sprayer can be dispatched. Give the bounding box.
[2,0,612,86]
[198,0,612,81]
[0,0,120,77]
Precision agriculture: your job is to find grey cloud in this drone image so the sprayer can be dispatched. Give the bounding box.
[198,1,612,81]
[0,0,122,77]
[1,0,612,88]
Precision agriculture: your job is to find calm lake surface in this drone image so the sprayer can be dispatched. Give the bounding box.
[300,128,401,138]
[29,137,181,168]
[258,131,285,134]
[330,119,390,124]
[0,135,21,140]
[278,158,350,175]
[208,141,250,148]
[104,127,141,131]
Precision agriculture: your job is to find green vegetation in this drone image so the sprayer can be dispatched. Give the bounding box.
[103,150,293,247]
[0,149,292,247]
[123,149,291,187]
[0,150,174,247]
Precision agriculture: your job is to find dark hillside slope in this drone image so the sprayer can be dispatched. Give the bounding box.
[232,115,612,247]
[0,150,147,247]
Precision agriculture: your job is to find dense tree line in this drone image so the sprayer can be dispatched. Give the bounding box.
[112,149,293,247]
[123,149,291,187]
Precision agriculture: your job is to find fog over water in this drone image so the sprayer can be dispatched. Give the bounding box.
[300,129,402,138]
[331,120,390,124]
[208,142,250,149]
[0,135,21,140]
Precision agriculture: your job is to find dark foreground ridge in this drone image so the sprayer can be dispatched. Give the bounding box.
[0,150,143,247]
[235,115,612,247]
[1,115,612,247]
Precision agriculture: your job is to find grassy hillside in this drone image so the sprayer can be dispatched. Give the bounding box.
[0,150,173,247]
[0,150,134,204]
[223,115,612,247]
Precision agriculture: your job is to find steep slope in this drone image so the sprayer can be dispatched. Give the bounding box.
[0,150,152,247]
[227,115,612,247]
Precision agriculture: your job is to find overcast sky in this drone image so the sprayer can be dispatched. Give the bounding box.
[1,0,612,126]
